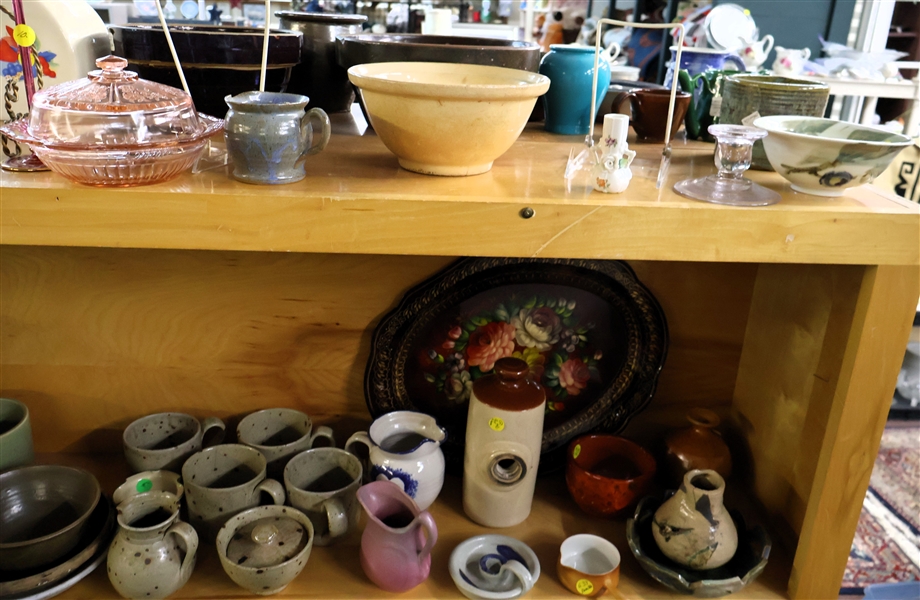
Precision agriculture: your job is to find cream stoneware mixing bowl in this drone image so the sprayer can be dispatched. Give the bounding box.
[753,115,912,197]
[347,62,550,176]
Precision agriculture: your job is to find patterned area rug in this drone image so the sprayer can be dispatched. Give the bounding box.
[841,424,920,593]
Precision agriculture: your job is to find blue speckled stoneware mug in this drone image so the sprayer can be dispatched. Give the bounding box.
[224,91,331,185]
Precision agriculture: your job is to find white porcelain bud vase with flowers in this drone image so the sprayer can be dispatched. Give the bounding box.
[592,113,636,194]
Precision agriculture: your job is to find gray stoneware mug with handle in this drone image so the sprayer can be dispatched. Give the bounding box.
[182,443,286,542]
[123,412,225,474]
[224,91,331,185]
[284,447,363,546]
[237,408,335,480]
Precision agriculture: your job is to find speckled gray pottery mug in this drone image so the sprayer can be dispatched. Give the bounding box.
[0,398,33,471]
[224,91,331,185]
[237,408,335,480]
[123,412,225,474]
[182,444,286,542]
[284,447,362,546]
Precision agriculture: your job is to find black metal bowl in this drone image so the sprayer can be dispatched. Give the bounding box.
[336,34,542,73]
[110,25,303,118]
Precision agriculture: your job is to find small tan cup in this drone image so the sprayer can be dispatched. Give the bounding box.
[557,534,621,597]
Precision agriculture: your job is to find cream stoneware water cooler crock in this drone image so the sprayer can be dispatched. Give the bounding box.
[463,357,546,527]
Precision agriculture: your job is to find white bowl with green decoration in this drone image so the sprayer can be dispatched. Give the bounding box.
[753,115,912,197]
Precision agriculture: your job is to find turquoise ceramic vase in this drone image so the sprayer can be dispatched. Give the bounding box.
[539,45,610,135]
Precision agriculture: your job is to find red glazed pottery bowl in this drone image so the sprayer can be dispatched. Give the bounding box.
[566,435,656,518]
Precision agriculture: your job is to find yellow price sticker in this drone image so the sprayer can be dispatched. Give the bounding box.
[573,444,581,459]
[488,417,505,432]
[576,579,594,595]
[13,24,36,48]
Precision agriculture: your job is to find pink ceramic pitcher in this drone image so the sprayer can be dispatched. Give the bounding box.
[357,480,438,592]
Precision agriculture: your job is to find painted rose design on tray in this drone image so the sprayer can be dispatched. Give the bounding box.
[419,293,606,414]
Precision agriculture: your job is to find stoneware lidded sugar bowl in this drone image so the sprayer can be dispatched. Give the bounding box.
[216,505,315,595]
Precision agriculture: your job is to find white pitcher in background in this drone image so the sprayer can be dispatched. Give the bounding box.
[740,34,774,71]
[772,46,810,76]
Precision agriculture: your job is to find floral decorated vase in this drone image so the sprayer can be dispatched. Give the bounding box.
[652,469,738,570]
[592,113,635,194]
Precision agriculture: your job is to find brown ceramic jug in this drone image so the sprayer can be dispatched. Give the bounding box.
[663,407,732,485]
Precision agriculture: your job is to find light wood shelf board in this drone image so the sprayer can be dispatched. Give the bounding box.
[1,128,917,265]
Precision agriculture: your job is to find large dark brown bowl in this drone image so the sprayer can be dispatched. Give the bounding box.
[336,34,542,73]
[0,466,101,572]
[110,24,303,118]
[278,11,367,113]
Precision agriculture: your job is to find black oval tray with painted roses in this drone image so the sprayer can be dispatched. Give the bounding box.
[364,257,668,473]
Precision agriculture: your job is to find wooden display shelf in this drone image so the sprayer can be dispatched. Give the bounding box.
[39,453,790,600]
[2,126,918,599]
[1,126,917,265]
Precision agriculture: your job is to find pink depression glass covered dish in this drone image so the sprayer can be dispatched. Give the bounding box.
[0,55,223,187]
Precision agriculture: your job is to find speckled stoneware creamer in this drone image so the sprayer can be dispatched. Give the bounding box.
[108,492,198,599]
[224,91,331,185]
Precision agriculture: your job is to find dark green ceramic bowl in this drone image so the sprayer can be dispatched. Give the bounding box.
[720,75,830,170]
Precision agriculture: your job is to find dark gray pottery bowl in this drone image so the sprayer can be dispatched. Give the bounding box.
[110,24,303,118]
[0,494,114,595]
[626,495,771,597]
[0,466,101,572]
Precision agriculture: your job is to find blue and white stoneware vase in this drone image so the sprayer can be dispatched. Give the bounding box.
[539,45,610,135]
[345,411,446,511]
[224,91,331,185]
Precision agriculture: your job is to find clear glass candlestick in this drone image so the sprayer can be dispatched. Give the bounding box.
[674,124,781,206]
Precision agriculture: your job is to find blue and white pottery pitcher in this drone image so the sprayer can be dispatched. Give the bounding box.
[346,411,446,511]
[224,91,330,184]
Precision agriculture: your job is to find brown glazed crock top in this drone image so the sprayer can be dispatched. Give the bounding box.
[472,357,545,411]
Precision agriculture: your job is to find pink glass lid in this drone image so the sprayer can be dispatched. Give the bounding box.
[25,55,216,148]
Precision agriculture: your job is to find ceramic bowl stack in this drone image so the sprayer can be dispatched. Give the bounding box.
[754,116,912,197]
[0,466,115,599]
[347,62,550,176]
